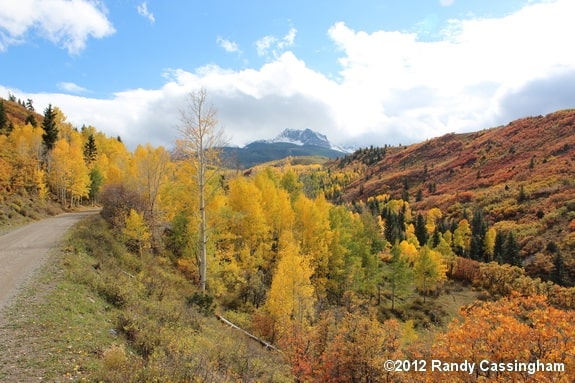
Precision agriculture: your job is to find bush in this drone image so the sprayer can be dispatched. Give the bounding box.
[97,278,128,308]
[99,184,145,228]
[186,292,215,316]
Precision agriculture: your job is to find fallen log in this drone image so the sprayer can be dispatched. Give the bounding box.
[216,314,281,352]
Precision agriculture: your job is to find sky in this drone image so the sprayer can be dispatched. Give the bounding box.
[1,0,575,150]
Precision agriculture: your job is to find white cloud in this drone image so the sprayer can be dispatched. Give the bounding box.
[58,82,88,93]
[0,0,115,54]
[9,0,575,151]
[216,37,240,53]
[255,27,297,57]
[325,0,575,140]
[255,35,276,56]
[439,0,455,6]
[136,2,155,24]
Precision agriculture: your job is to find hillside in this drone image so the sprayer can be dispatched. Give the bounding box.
[337,110,574,201]
[329,109,575,280]
[1,97,43,127]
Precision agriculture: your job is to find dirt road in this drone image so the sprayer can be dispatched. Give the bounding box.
[0,210,99,312]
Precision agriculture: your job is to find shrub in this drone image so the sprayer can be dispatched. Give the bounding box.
[186,292,215,316]
[102,344,128,371]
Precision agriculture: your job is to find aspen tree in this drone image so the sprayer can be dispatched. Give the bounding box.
[177,88,226,292]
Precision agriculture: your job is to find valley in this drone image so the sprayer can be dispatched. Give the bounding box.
[1,97,575,382]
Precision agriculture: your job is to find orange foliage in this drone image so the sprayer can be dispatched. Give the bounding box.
[428,295,575,383]
[451,257,481,281]
[284,311,405,383]
[176,258,198,282]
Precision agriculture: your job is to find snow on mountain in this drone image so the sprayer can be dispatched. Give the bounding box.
[256,128,348,150]
[330,144,356,154]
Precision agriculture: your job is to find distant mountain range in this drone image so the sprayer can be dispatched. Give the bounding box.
[221,129,350,169]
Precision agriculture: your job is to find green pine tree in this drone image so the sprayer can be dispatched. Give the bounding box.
[83,134,98,165]
[551,253,569,286]
[493,230,505,264]
[503,232,521,267]
[41,104,58,152]
[415,213,428,247]
[0,101,7,134]
[470,209,487,261]
[385,242,412,310]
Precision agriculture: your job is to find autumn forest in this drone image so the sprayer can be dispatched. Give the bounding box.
[1,92,575,382]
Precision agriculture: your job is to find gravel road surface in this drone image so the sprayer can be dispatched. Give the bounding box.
[0,211,99,313]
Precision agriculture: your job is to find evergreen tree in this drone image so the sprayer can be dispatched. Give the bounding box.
[517,185,527,203]
[0,101,7,134]
[551,253,569,286]
[25,114,37,127]
[401,178,409,202]
[470,209,487,261]
[382,208,406,244]
[415,213,428,247]
[88,167,104,206]
[415,188,423,202]
[385,242,412,310]
[41,104,58,152]
[494,230,506,264]
[431,228,442,248]
[502,232,521,266]
[83,134,98,165]
[25,98,34,111]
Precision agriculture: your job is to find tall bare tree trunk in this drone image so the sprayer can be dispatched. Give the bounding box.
[177,88,226,293]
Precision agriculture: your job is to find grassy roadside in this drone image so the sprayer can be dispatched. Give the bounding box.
[0,221,121,381]
[0,214,291,382]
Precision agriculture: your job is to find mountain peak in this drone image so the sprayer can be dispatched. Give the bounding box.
[265,128,331,148]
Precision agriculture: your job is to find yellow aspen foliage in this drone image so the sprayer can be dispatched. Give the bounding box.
[34,168,49,201]
[405,223,420,248]
[49,139,72,203]
[453,218,472,255]
[159,161,198,222]
[279,166,303,199]
[434,234,457,275]
[425,207,443,234]
[98,136,130,184]
[132,144,170,233]
[0,156,11,193]
[48,138,90,205]
[68,140,90,205]
[5,124,43,191]
[123,209,151,256]
[399,240,419,265]
[10,123,43,160]
[93,153,110,182]
[265,232,316,338]
[385,199,412,222]
[254,169,295,237]
[293,194,333,298]
[105,163,123,186]
[227,176,269,247]
[52,107,75,141]
[484,227,497,260]
[413,246,447,299]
